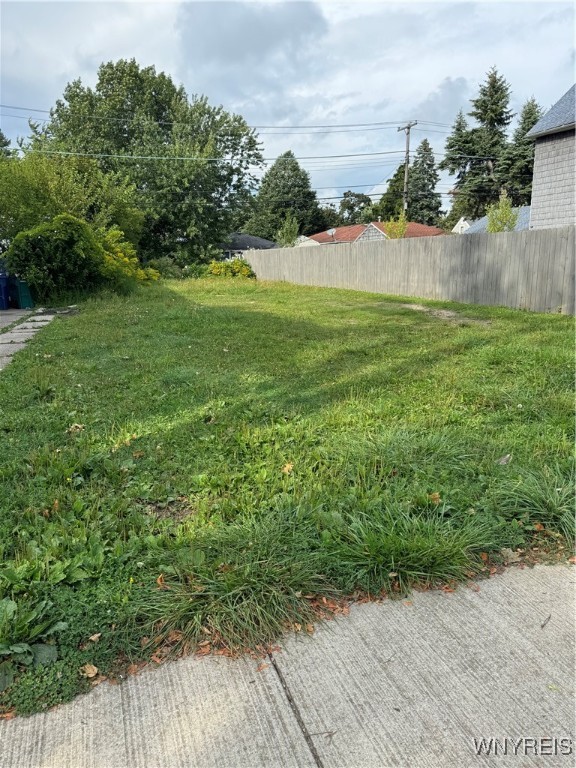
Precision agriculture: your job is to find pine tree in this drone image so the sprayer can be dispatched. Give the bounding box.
[440,68,515,219]
[497,97,543,206]
[0,130,12,158]
[244,151,325,240]
[370,164,405,221]
[407,139,442,225]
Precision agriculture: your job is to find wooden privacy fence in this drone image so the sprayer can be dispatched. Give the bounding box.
[245,226,575,314]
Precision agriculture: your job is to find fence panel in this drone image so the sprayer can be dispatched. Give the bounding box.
[246,227,575,314]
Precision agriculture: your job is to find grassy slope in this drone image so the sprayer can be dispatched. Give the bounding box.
[0,279,573,714]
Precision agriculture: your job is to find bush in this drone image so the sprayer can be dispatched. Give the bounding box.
[145,256,184,279]
[5,215,158,302]
[5,214,105,301]
[206,258,256,278]
[98,227,159,293]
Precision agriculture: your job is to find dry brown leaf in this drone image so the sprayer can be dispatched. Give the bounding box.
[533,522,545,531]
[294,623,302,632]
[428,492,441,505]
[256,662,269,672]
[88,633,102,643]
[480,552,489,562]
[305,624,315,635]
[80,663,98,678]
[281,462,294,475]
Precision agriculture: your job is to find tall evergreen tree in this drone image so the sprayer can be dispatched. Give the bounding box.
[440,68,514,218]
[244,151,325,240]
[407,139,442,225]
[0,130,13,158]
[370,164,405,221]
[497,97,543,206]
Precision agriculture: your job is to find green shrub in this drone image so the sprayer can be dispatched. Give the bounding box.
[5,213,105,301]
[145,256,184,279]
[98,227,159,293]
[206,258,256,278]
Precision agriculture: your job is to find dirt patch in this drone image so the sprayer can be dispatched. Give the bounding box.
[399,303,491,326]
[140,496,197,522]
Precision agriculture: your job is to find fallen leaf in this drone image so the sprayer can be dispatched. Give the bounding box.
[568,556,576,564]
[305,624,315,635]
[256,663,269,672]
[533,522,545,531]
[132,451,145,459]
[282,462,294,475]
[428,492,441,505]
[496,453,511,465]
[388,572,398,578]
[480,552,489,562]
[294,623,302,632]
[80,663,98,679]
[88,633,102,643]
[127,664,140,676]
[403,600,413,606]
[0,710,16,720]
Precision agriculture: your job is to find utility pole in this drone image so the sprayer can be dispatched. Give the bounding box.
[397,121,417,214]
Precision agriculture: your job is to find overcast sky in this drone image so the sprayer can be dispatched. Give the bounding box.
[1,0,573,210]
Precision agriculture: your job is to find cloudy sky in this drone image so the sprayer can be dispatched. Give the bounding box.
[1,0,573,210]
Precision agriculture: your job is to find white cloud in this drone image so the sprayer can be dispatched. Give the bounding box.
[0,0,573,207]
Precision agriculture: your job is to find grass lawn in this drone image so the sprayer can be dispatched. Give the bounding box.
[0,278,573,715]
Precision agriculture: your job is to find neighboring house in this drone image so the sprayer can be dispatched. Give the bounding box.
[307,221,445,244]
[221,232,278,259]
[526,84,575,230]
[463,205,531,235]
[295,235,319,247]
[452,217,471,234]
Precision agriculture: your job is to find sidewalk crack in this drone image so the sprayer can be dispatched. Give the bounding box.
[268,653,325,768]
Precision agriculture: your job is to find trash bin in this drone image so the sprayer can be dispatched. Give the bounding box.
[8,277,34,309]
[0,274,9,310]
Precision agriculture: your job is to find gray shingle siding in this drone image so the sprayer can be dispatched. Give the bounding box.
[529,130,575,229]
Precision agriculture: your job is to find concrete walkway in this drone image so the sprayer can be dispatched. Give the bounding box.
[0,310,56,370]
[2,565,574,768]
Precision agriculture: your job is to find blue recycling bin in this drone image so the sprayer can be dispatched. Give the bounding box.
[0,274,9,310]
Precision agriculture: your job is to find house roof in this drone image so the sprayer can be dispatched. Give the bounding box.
[222,233,278,251]
[308,221,445,243]
[309,224,367,244]
[526,84,576,139]
[372,221,446,238]
[463,205,531,234]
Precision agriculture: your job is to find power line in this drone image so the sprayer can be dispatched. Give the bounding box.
[21,147,408,163]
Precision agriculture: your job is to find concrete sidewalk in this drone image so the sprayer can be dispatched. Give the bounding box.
[0,310,56,370]
[1,565,574,768]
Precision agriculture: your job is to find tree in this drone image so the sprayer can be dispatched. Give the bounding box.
[486,189,518,232]
[369,165,405,221]
[440,68,515,219]
[497,97,543,206]
[276,212,299,247]
[28,59,263,262]
[0,130,13,158]
[338,190,372,224]
[384,212,408,239]
[407,139,442,225]
[0,153,143,250]
[244,151,325,240]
